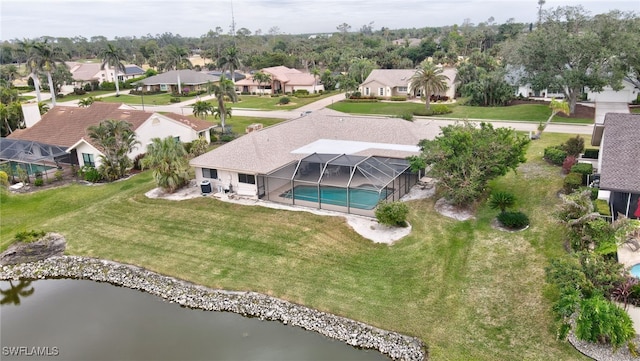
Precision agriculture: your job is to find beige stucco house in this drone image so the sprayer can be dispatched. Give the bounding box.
[359,67,457,99]
[235,66,323,94]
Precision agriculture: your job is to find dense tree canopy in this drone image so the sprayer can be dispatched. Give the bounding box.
[87,119,139,181]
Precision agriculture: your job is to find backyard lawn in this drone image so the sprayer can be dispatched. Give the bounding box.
[0,133,588,361]
[328,101,594,124]
[56,90,120,103]
[233,92,338,110]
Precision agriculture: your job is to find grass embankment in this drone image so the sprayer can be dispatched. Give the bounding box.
[328,101,593,124]
[0,133,587,361]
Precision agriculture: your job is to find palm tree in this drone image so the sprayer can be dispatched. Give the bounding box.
[87,119,139,181]
[100,44,126,96]
[409,61,450,110]
[191,100,214,119]
[31,40,67,108]
[252,71,271,96]
[217,46,241,84]
[141,137,190,193]
[78,96,95,107]
[0,280,35,306]
[210,76,237,133]
[311,66,320,94]
[162,45,192,94]
[488,191,516,214]
[17,39,42,103]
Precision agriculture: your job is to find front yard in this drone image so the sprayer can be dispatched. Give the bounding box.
[0,133,587,361]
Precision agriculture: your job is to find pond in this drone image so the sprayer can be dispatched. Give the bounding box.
[0,279,389,361]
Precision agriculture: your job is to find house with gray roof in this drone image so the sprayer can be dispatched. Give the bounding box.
[138,70,219,93]
[68,62,145,88]
[189,109,441,216]
[593,112,640,220]
[359,68,457,99]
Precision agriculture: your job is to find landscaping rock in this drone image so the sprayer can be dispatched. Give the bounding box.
[0,256,427,361]
[0,233,66,265]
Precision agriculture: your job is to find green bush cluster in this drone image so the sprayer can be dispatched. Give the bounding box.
[496,211,529,229]
[412,105,452,116]
[570,163,593,185]
[295,93,322,98]
[594,199,611,216]
[294,89,309,96]
[54,170,63,181]
[79,166,102,183]
[34,178,44,186]
[582,148,599,159]
[169,97,181,103]
[0,170,8,187]
[375,201,409,227]
[544,146,567,166]
[390,96,407,101]
[563,172,583,193]
[343,98,379,103]
[562,135,585,157]
[278,96,291,105]
[14,230,46,243]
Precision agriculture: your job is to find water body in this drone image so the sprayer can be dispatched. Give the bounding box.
[0,279,389,361]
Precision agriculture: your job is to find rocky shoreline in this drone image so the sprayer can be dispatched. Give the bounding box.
[0,256,427,361]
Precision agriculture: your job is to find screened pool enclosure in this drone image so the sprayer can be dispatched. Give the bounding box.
[260,153,419,216]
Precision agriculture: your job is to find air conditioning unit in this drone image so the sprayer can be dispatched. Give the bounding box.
[245,123,263,133]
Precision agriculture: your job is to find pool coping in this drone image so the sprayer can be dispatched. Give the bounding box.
[0,256,427,361]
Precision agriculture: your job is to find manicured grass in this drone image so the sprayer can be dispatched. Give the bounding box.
[631,107,640,114]
[234,92,337,110]
[0,133,588,360]
[98,92,197,106]
[201,115,284,135]
[328,101,593,124]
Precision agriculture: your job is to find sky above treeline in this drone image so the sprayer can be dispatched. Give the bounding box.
[1,0,638,41]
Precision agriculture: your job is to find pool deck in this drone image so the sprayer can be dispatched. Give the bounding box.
[617,244,640,335]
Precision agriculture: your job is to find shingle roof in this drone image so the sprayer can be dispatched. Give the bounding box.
[162,113,214,132]
[69,63,101,81]
[189,109,442,174]
[139,70,219,85]
[362,69,416,88]
[599,113,640,193]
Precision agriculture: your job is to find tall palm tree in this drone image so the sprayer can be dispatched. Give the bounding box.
[17,39,42,102]
[100,43,126,96]
[31,40,67,108]
[408,61,450,110]
[88,119,139,181]
[191,100,214,119]
[252,71,271,96]
[209,76,237,133]
[217,46,241,84]
[141,137,190,193]
[311,66,320,94]
[162,45,192,94]
[0,280,35,306]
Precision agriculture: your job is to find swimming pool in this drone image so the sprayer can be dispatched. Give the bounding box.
[631,264,640,278]
[5,161,54,176]
[281,185,388,210]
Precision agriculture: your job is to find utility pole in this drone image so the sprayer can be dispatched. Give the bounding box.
[537,0,546,26]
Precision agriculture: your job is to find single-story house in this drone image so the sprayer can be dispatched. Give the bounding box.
[7,102,213,169]
[68,62,145,87]
[205,70,246,82]
[234,66,323,94]
[359,67,457,99]
[592,111,640,220]
[189,109,441,216]
[586,79,639,103]
[138,69,220,93]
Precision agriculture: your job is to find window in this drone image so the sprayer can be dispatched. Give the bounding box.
[398,86,407,92]
[202,168,218,179]
[365,87,370,96]
[238,173,256,184]
[173,136,180,143]
[82,153,95,167]
[378,87,384,96]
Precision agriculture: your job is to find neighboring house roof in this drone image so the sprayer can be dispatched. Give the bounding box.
[205,70,246,82]
[139,69,219,85]
[392,38,421,47]
[69,62,101,81]
[190,109,441,174]
[599,113,640,193]
[361,69,416,88]
[124,65,145,76]
[7,103,212,152]
[260,66,317,86]
[591,102,630,146]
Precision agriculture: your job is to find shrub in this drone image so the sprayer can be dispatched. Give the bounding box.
[488,191,516,213]
[583,148,599,159]
[562,156,577,174]
[54,170,63,181]
[169,97,181,103]
[496,211,530,229]
[132,153,146,171]
[73,87,87,95]
[398,112,414,121]
[375,201,409,227]
[294,89,309,96]
[544,146,567,166]
[571,163,593,185]
[278,96,290,105]
[34,178,44,186]
[81,166,102,183]
[562,135,585,157]
[563,172,583,193]
[0,171,8,187]
[14,230,46,243]
[220,134,235,142]
[429,104,452,115]
[413,108,434,116]
[390,96,407,101]
[594,199,611,216]
[344,98,379,103]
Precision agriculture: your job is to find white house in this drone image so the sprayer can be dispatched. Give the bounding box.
[68,62,145,87]
[8,103,213,168]
[359,67,457,99]
[586,79,639,103]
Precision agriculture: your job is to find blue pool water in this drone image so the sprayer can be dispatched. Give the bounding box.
[631,264,640,278]
[281,185,388,210]
[6,161,54,176]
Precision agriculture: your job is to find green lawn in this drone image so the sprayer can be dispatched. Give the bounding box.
[0,133,587,361]
[328,101,593,124]
[234,92,337,110]
[57,90,119,103]
[98,92,197,106]
[631,107,640,114]
[198,115,284,135]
